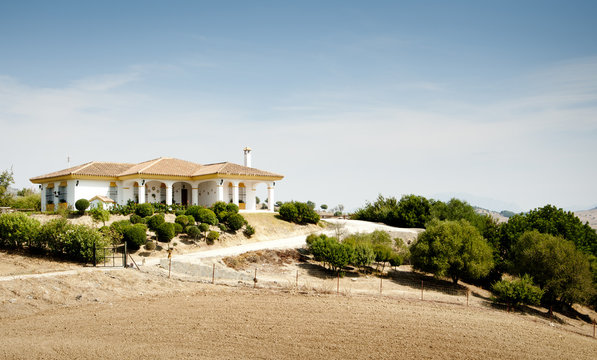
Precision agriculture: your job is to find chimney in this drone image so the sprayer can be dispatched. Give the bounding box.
[243,146,252,167]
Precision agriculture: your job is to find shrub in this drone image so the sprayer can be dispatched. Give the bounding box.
[11,193,41,211]
[37,218,71,253]
[185,215,196,226]
[175,215,190,227]
[89,207,110,226]
[217,211,230,223]
[225,203,239,214]
[130,214,144,224]
[145,240,156,251]
[279,203,298,222]
[61,225,110,263]
[156,222,175,242]
[186,225,201,240]
[147,214,165,231]
[185,205,203,222]
[227,213,245,232]
[173,222,183,234]
[110,220,132,234]
[122,224,148,250]
[219,223,228,232]
[0,212,41,249]
[243,224,255,238]
[492,275,544,307]
[196,208,217,225]
[135,203,154,217]
[98,226,123,245]
[206,230,219,245]
[211,201,227,218]
[199,223,210,234]
[174,210,186,216]
[75,199,90,215]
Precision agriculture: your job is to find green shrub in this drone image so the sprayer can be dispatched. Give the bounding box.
[186,225,201,240]
[206,230,219,245]
[492,275,544,307]
[227,213,245,232]
[279,203,298,222]
[225,203,239,214]
[185,205,203,222]
[0,213,41,249]
[156,222,175,242]
[89,207,110,226]
[122,224,148,250]
[147,214,165,231]
[37,218,71,253]
[217,211,230,223]
[173,222,183,234]
[243,224,255,238]
[145,240,156,251]
[185,215,196,226]
[199,223,210,233]
[110,220,132,234]
[218,223,228,232]
[175,215,190,227]
[135,203,154,218]
[197,208,218,225]
[11,193,41,211]
[130,214,144,224]
[75,199,90,215]
[174,210,186,216]
[62,225,110,263]
[211,201,227,219]
[98,226,123,245]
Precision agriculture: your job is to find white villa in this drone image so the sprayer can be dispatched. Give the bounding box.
[30,148,283,212]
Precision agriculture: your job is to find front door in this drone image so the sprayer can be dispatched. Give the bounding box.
[181,189,188,206]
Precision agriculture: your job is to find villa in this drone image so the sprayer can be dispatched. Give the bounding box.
[30,148,283,212]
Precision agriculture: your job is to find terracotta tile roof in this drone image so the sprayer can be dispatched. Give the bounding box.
[30,157,283,182]
[89,195,116,203]
[30,162,134,181]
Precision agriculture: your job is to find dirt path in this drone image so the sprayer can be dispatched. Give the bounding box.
[1,277,595,360]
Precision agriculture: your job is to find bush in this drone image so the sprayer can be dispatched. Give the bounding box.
[174,210,186,216]
[89,207,110,226]
[225,203,239,214]
[145,240,156,251]
[122,224,148,250]
[186,225,201,240]
[196,208,217,225]
[175,215,190,227]
[173,222,183,234]
[37,218,71,253]
[279,202,319,224]
[199,223,210,233]
[110,220,132,234]
[227,213,245,232]
[492,275,544,307]
[0,212,41,249]
[130,214,144,224]
[185,205,203,222]
[243,224,255,238]
[211,201,227,219]
[135,203,154,217]
[156,222,175,242]
[206,230,219,245]
[279,203,298,222]
[75,199,90,215]
[60,224,110,263]
[218,223,228,232]
[11,193,41,211]
[147,214,165,231]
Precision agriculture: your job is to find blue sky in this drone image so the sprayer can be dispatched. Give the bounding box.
[1,1,596,212]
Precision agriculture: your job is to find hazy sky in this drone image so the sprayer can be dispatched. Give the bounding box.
[1,1,596,212]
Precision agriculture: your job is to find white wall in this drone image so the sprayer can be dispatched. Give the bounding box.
[197,180,217,206]
[73,180,111,206]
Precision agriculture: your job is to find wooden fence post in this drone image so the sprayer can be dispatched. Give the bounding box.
[380,276,383,295]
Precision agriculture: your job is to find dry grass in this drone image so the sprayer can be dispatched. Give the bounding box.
[223,249,303,270]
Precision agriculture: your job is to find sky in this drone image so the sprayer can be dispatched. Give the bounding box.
[1,1,596,212]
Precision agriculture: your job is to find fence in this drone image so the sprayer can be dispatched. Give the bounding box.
[94,242,127,267]
[158,260,470,305]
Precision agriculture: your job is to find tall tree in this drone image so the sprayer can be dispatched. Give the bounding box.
[0,169,15,207]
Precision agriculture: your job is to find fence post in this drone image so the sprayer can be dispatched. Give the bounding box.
[93,240,96,267]
[124,242,127,268]
[254,268,257,288]
[593,320,595,338]
[380,276,383,295]
[421,280,424,300]
[337,272,340,295]
[212,263,215,284]
[466,290,469,306]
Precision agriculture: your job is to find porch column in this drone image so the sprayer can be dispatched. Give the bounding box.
[232,181,239,206]
[216,180,224,202]
[138,184,146,204]
[191,187,199,206]
[164,181,174,206]
[267,182,275,212]
[245,184,256,211]
[40,184,46,211]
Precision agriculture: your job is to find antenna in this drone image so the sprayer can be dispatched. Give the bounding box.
[67,154,71,167]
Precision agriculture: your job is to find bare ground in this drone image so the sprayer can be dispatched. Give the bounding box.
[1,253,596,359]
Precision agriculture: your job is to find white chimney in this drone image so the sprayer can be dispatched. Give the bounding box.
[243,146,252,167]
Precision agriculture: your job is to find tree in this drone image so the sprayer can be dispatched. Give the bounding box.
[411,219,494,283]
[320,204,328,210]
[0,168,15,207]
[256,196,260,204]
[306,200,316,210]
[492,274,544,307]
[89,206,110,227]
[75,199,90,215]
[510,231,594,306]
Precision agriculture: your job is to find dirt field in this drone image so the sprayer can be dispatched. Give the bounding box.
[1,266,596,360]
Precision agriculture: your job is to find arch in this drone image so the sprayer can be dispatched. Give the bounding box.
[172,181,193,206]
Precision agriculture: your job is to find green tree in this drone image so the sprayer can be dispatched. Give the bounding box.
[492,274,544,307]
[320,204,328,210]
[306,200,316,210]
[411,219,494,283]
[89,206,110,227]
[510,231,595,306]
[0,169,15,207]
[75,199,90,215]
